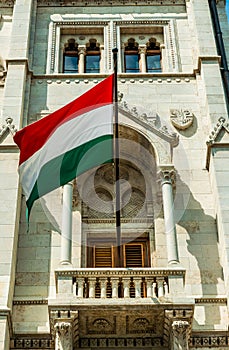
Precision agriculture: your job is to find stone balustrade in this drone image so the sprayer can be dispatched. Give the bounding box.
[55,268,186,299]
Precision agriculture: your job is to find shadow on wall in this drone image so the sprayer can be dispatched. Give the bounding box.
[174,172,223,328]
[15,196,60,299]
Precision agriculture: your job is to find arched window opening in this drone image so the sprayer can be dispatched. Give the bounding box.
[124,38,140,73]
[63,39,78,73]
[146,38,161,73]
[85,38,101,73]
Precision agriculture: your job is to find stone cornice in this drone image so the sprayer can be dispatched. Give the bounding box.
[37,0,186,6]
[55,267,186,279]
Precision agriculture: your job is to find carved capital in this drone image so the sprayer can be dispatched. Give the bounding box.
[78,45,86,55]
[54,321,71,336]
[138,45,147,55]
[157,165,176,186]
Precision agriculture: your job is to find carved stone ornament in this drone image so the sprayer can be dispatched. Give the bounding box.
[171,320,190,350]
[119,99,179,147]
[206,117,229,145]
[0,117,17,143]
[170,109,194,130]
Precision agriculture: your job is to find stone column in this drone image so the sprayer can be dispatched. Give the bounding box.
[61,183,73,265]
[139,45,147,73]
[158,166,179,264]
[171,320,190,350]
[78,46,86,74]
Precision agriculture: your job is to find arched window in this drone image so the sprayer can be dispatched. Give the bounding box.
[146,38,161,73]
[63,39,78,73]
[124,38,140,73]
[85,39,101,73]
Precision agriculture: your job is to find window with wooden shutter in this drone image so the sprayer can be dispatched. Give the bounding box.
[93,245,114,267]
[123,243,144,267]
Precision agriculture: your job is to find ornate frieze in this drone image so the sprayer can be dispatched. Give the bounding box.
[79,337,164,347]
[189,333,229,348]
[11,338,54,349]
[0,0,15,7]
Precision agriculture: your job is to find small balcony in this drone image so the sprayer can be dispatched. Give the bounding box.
[54,267,186,304]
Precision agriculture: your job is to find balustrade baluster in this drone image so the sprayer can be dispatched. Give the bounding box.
[111,278,119,298]
[152,281,157,297]
[123,278,130,298]
[146,279,153,297]
[100,278,107,298]
[77,278,84,298]
[89,277,97,298]
[135,277,142,298]
[157,277,164,298]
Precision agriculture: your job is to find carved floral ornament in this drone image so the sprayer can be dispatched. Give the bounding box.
[37,0,186,6]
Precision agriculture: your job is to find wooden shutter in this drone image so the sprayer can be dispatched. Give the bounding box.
[93,245,114,267]
[124,243,144,267]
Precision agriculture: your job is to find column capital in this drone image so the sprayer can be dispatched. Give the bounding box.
[157,165,176,185]
[138,45,147,54]
[78,45,86,55]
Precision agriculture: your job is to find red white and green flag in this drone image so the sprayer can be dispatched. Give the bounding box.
[14,74,114,216]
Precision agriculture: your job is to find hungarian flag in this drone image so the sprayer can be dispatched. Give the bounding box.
[14,74,114,216]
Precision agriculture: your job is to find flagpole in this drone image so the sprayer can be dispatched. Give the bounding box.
[112,48,122,267]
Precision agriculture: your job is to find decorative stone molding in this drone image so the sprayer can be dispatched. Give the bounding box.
[206,117,229,169]
[0,0,15,6]
[38,0,186,6]
[49,310,79,349]
[163,309,194,348]
[0,117,17,143]
[79,336,164,348]
[118,100,179,147]
[54,321,72,350]
[13,299,48,305]
[171,320,190,350]
[189,332,229,348]
[11,338,54,349]
[195,297,227,304]
[206,117,229,145]
[170,109,194,130]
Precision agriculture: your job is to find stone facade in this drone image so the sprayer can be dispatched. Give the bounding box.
[0,0,229,349]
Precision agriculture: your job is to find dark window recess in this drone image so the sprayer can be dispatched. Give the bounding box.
[85,54,100,73]
[63,55,79,73]
[146,54,161,73]
[125,54,140,73]
[124,244,144,267]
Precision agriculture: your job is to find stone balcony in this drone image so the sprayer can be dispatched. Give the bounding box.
[54,267,188,304]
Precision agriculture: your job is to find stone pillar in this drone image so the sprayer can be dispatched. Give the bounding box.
[139,45,147,73]
[78,46,86,74]
[171,320,190,350]
[61,183,73,265]
[158,166,179,265]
